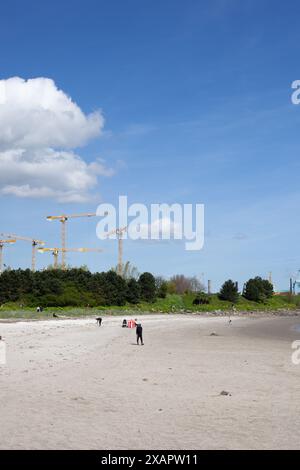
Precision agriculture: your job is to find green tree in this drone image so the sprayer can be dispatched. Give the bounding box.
[219,280,239,303]
[155,276,168,298]
[157,282,168,298]
[243,277,274,302]
[126,278,141,304]
[138,272,156,303]
[101,271,128,306]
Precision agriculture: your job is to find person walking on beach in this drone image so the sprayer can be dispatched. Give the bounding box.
[136,322,144,345]
[96,317,102,327]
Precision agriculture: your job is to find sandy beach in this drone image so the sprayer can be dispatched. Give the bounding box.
[0,314,300,450]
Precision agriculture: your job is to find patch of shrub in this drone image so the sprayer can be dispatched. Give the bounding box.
[193,292,210,305]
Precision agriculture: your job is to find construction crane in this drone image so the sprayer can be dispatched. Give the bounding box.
[38,247,103,269]
[0,233,45,272]
[0,239,16,274]
[46,213,96,270]
[106,226,127,276]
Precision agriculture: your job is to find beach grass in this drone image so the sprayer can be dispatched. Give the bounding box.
[0,293,299,320]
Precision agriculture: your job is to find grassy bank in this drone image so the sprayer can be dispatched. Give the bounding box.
[0,293,299,320]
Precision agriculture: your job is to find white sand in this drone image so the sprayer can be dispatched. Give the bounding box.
[0,314,300,449]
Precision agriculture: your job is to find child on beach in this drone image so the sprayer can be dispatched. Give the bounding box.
[136,323,144,345]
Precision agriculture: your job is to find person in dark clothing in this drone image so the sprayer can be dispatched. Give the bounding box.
[122,319,127,328]
[136,323,144,345]
[96,317,102,327]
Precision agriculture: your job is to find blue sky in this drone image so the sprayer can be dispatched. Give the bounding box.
[0,0,300,291]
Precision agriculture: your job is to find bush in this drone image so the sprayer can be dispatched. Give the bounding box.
[138,272,156,303]
[193,292,210,305]
[157,281,168,299]
[100,271,128,306]
[126,278,141,304]
[218,280,239,303]
[243,277,274,302]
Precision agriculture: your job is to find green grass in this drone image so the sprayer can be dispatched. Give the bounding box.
[0,293,299,320]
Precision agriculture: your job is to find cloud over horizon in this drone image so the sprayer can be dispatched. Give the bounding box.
[0,77,111,202]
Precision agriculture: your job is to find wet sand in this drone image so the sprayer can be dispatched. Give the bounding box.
[0,314,300,449]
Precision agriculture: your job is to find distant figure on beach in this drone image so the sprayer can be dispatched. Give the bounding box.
[228,304,235,324]
[122,319,127,328]
[136,323,144,345]
[96,317,102,327]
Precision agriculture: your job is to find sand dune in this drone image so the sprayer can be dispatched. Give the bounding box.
[0,314,300,449]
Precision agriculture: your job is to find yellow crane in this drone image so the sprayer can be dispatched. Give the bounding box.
[1,233,45,272]
[106,226,127,276]
[46,213,96,269]
[0,239,16,274]
[38,247,103,269]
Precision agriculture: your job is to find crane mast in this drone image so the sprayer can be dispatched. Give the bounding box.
[46,213,96,270]
[106,226,127,276]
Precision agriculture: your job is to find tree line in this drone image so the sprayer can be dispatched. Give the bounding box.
[0,268,275,308]
[0,268,161,307]
[192,277,274,305]
[218,277,274,303]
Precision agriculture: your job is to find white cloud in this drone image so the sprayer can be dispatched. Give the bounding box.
[0,77,103,149]
[0,77,110,202]
[0,148,114,203]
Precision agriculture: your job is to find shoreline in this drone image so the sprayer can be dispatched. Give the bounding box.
[0,308,300,324]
